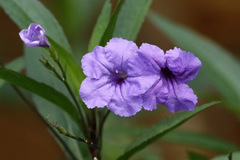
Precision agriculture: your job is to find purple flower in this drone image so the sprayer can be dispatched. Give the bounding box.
[19,23,50,48]
[138,43,202,112]
[79,38,158,117]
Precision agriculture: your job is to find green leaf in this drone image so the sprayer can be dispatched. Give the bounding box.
[148,12,240,114]
[117,102,219,160]
[106,126,239,154]
[0,57,24,88]
[0,0,71,52]
[88,0,112,52]
[188,151,209,160]
[113,0,152,41]
[135,150,164,160]
[54,0,104,37]
[212,152,240,160]
[162,130,240,153]
[99,0,124,46]
[0,67,79,124]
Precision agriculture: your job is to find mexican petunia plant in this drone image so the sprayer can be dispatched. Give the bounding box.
[2,0,237,160]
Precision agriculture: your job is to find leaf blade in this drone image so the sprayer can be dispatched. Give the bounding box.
[88,0,112,52]
[0,57,24,88]
[0,67,79,124]
[99,0,124,46]
[188,151,209,160]
[117,102,219,160]
[212,152,240,160]
[162,130,240,153]
[113,0,152,41]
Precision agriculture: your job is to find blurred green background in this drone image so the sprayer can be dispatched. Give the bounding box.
[0,0,240,159]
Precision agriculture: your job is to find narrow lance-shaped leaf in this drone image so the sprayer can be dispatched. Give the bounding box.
[0,67,79,124]
[99,0,124,46]
[88,0,112,52]
[188,151,209,160]
[0,57,24,88]
[105,127,239,154]
[212,152,240,160]
[148,12,240,114]
[113,0,152,41]
[162,130,240,153]
[117,102,219,160]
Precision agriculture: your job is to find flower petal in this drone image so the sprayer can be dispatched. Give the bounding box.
[81,46,114,79]
[138,43,166,71]
[142,78,168,111]
[108,84,142,117]
[105,37,138,71]
[125,53,159,96]
[19,29,32,45]
[163,83,198,112]
[165,47,202,83]
[126,50,159,77]
[125,75,158,97]
[79,77,114,109]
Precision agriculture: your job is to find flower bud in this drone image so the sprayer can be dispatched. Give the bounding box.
[56,125,68,135]
[19,23,50,48]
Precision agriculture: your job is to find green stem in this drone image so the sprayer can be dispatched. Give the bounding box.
[98,110,111,148]
[48,47,89,138]
[47,120,99,149]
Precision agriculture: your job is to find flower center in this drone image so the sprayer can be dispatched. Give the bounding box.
[161,67,174,79]
[116,70,127,78]
[115,70,127,84]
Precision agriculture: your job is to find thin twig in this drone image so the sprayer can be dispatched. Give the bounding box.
[47,119,99,149]
[56,59,89,137]
[48,47,89,137]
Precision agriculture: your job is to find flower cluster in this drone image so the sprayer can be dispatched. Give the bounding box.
[80,38,202,117]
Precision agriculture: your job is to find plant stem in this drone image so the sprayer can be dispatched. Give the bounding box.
[89,110,111,159]
[48,47,89,138]
[47,120,99,149]
[99,110,111,148]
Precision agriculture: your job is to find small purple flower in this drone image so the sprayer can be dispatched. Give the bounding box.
[79,38,157,117]
[19,23,50,48]
[138,43,202,112]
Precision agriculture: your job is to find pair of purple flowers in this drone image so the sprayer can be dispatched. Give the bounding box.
[19,23,202,117]
[80,38,202,117]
